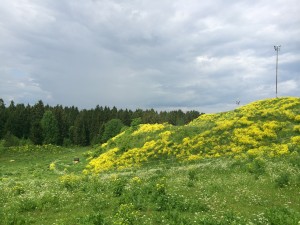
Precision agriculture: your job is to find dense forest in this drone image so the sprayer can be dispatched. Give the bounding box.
[0,99,202,146]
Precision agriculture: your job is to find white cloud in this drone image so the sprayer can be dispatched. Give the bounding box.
[279,80,298,94]
[0,69,52,104]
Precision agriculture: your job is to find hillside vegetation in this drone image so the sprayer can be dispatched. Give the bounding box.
[0,98,200,146]
[86,97,300,174]
[1,97,300,224]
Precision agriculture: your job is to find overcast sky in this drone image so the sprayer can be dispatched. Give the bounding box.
[0,0,299,113]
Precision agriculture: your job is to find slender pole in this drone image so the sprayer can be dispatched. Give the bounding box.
[274,45,281,98]
[276,48,278,97]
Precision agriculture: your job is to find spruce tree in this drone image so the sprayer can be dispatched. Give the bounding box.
[41,110,59,145]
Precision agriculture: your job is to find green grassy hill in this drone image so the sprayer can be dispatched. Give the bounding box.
[86,97,300,174]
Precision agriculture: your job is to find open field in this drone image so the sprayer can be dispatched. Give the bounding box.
[1,97,300,224]
[0,145,300,224]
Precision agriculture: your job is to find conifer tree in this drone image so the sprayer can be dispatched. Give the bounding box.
[41,110,59,145]
[0,99,6,138]
[29,100,45,144]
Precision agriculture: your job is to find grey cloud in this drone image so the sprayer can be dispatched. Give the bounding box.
[0,0,299,112]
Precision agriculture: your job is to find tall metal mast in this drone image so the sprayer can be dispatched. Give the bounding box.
[274,45,281,98]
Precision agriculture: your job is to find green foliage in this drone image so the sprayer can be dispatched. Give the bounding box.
[77,212,106,225]
[63,138,72,147]
[30,121,43,145]
[275,172,290,188]
[101,119,124,143]
[0,98,6,138]
[113,203,139,225]
[3,132,20,147]
[29,101,45,145]
[5,144,66,153]
[111,176,127,197]
[289,153,300,168]
[247,158,266,179]
[130,117,142,128]
[188,168,198,181]
[265,207,300,225]
[73,114,89,146]
[41,110,60,145]
[0,99,200,146]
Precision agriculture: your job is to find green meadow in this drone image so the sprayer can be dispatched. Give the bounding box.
[1,97,300,224]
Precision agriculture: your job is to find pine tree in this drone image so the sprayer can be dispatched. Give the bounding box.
[29,100,45,144]
[73,113,89,146]
[4,101,17,136]
[41,110,59,145]
[0,99,6,138]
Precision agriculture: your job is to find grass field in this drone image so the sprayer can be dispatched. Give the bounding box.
[0,145,300,224]
[1,97,300,224]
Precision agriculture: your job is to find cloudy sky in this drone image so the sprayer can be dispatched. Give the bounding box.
[0,0,299,112]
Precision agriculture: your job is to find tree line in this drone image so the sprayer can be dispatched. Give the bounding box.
[0,99,202,146]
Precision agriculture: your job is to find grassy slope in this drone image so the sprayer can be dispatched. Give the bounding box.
[86,97,300,174]
[1,148,300,224]
[0,146,90,224]
[0,97,300,224]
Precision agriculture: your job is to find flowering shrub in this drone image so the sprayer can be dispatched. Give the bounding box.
[49,162,56,171]
[87,148,119,173]
[291,136,300,144]
[294,125,300,133]
[132,123,165,135]
[59,173,81,190]
[130,176,142,184]
[214,119,237,131]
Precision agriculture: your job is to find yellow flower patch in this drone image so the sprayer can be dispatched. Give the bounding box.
[86,97,300,174]
[132,123,165,135]
[87,148,119,173]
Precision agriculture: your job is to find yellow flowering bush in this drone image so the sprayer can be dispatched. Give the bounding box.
[291,136,300,144]
[130,176,142,184]
[214,119,236,131]
[132,123,165,135]
[237,116,253,126]
[283,111,296,120]
[59,173,82,189]
[187,154,202,161]
[293,125,300,133]
[233,129,258,146]
[160,130,172,143]
[87,148,119,173]
[49,162,56,171]
[269,144,289,156]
